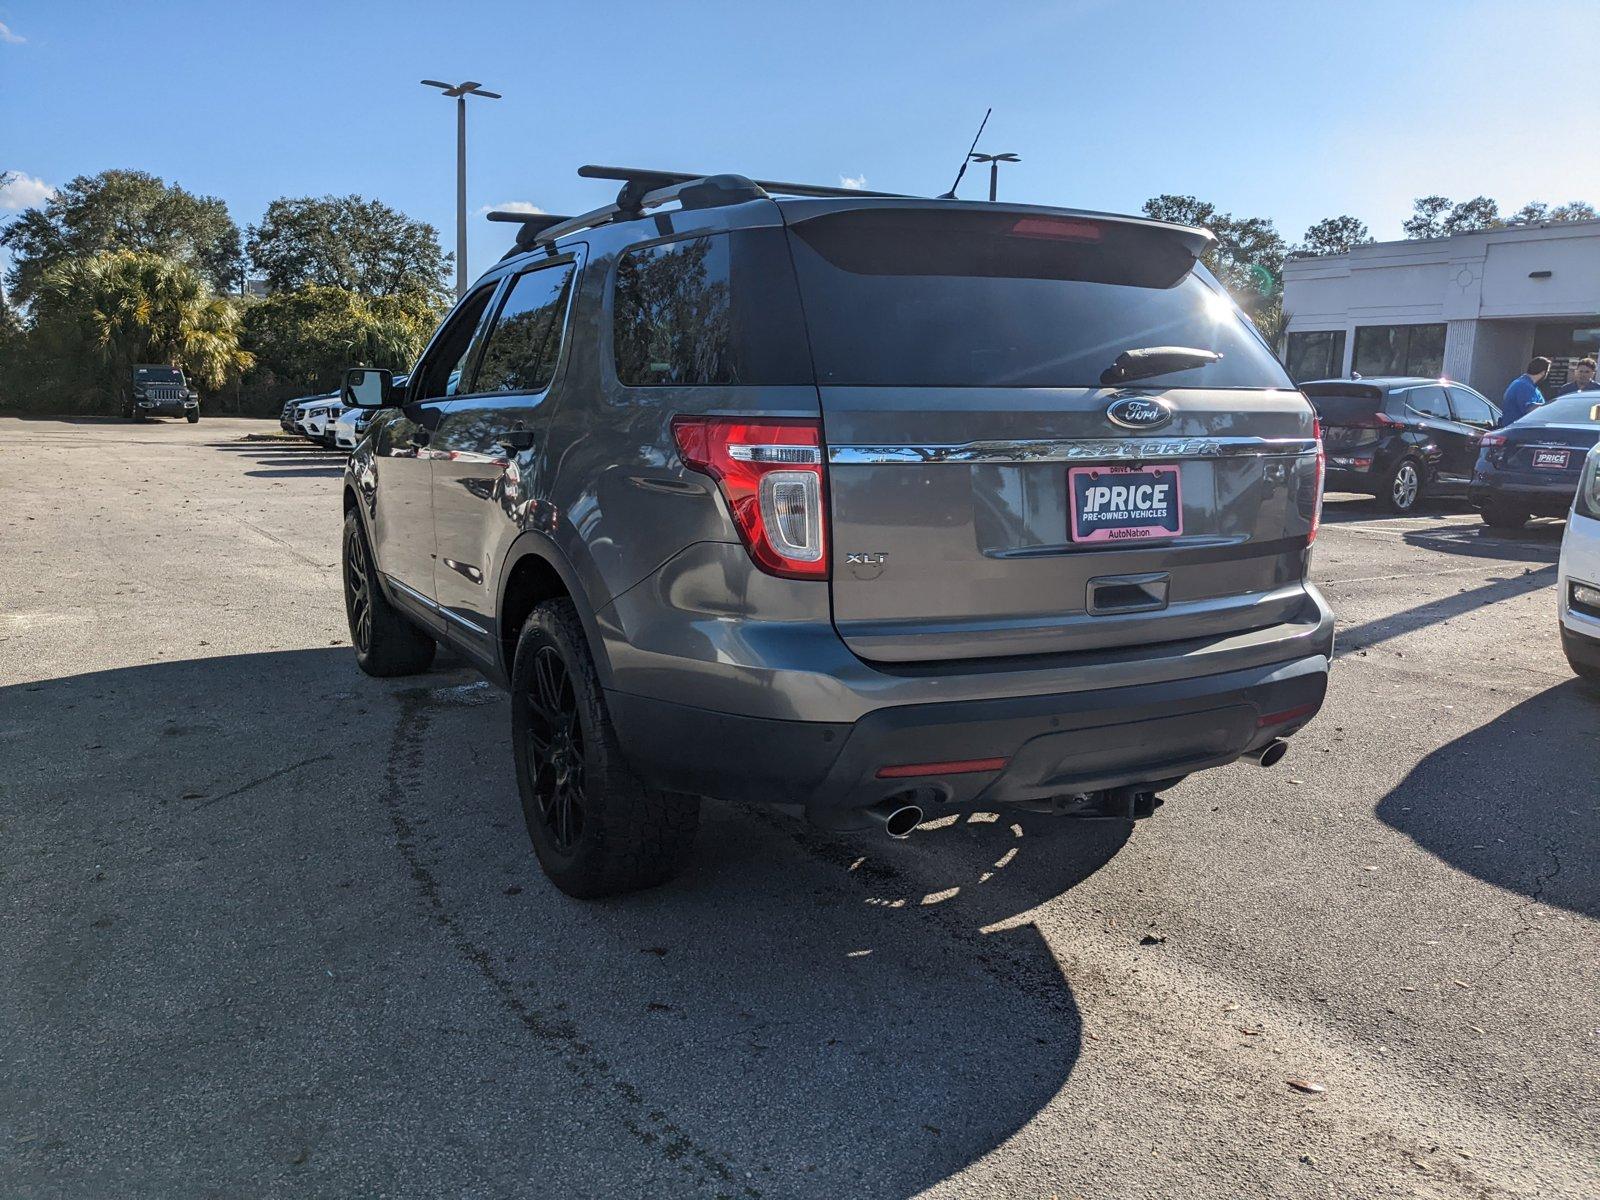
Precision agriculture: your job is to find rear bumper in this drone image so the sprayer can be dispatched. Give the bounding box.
[607,648,1330,822]
[1325,465,1378,494]
[1469,476,1577,516]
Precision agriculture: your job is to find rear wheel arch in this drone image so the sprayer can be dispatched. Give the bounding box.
[497,535,612,687]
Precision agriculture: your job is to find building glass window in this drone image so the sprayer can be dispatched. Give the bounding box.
[1353,323,1446,378]
[1284,330,1346,383]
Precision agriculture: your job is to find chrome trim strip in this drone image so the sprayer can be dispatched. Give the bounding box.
[385,575,491,636]
[386,576,437,611]
[827,436,1319,465]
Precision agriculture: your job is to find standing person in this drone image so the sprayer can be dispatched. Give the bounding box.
[1501,357,1551,426]
[1557,357,1598,396]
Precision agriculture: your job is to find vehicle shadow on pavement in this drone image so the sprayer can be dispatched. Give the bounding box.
[3,648,1119,1198]
[204,439,349,479]
[1375,681,1600,919]
[1334,563,1558,658]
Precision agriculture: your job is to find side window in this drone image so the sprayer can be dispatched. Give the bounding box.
[414,285,497,402]
[1447,386,1494,425]
[1403,385,1450,419]
[474,263,577,394]
[612,229,811,386]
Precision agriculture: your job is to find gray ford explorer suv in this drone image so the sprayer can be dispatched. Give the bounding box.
[340,165,1334,898]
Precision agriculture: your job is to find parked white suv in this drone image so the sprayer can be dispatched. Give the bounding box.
[1559,443,1600,684]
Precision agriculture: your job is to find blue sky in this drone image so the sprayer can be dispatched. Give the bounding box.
[3,0,1598,283]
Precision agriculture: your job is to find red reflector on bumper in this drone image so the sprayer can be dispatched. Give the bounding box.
[1257,702,1318,729]
[876,756,1009,780]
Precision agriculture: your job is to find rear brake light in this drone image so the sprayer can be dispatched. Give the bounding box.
[672,417,828,580]
[1309,417,1325,545]
[1372,412,1405,428]
[1479,432,1507,448]
[1010,217,1102,242]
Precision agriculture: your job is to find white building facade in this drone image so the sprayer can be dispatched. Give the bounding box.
[1281,220,1600,399]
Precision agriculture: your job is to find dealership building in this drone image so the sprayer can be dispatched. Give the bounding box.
[1280,219,1600,398]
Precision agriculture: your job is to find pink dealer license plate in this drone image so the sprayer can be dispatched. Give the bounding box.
[1068,465,1183,543]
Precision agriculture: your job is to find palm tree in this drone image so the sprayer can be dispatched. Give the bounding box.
[32,250,251,406]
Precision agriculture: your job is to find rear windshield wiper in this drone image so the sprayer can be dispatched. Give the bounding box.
[1101,346,1221,386]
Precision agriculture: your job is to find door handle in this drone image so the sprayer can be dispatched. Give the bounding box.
[500,426,536,453]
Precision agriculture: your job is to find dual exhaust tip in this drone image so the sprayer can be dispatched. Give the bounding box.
[859,739,1287,839]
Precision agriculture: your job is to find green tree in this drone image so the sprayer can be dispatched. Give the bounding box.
[1141,195,1287,335]
[25,251,250,411]
[1403,194,1505,238]
[1402,195,1452,239]
[1442,196,1501,235]
[1296,215,1373,257]
[1509,199,1597,225]
[240,284,443,407]
[0,170,240,304]
[246,196,451,298]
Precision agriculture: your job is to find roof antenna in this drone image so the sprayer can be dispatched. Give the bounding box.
[939,107,992,199]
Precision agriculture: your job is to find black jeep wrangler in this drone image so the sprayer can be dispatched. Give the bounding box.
[122,365,200,422]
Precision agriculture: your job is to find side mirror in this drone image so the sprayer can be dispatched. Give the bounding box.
[343,367,394,409]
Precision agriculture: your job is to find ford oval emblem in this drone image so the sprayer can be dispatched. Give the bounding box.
[1105,396,1174,430]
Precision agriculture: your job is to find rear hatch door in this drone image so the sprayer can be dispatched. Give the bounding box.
[782,202,1320,664]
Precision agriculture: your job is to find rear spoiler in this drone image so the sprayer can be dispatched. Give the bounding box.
[774,196,1216,260]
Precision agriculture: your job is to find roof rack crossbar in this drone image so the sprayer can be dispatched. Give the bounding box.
[578,164,910,200]
[527,165,915,249]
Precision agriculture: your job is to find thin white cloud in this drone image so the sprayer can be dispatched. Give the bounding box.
[839,174,867,191]
[0,171,54,211]
[480,200,545,215]
[0,21,24,44]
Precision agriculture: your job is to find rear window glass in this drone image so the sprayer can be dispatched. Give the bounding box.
[785,209,1291,390]
[612,229,812,386]
[1515,393,1600,426]
[1300,383,1384,422]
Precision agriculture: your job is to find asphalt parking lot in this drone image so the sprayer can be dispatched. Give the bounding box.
[2,415,1596,1199]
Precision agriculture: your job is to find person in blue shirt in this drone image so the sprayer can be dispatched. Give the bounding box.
[1500,357,1551,426]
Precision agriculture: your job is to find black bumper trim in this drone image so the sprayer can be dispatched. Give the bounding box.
[605,651,1330,817]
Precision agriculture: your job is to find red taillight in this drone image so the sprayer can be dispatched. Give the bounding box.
[1309,417,1325,545]
[1479,432,1507,448]
[1372,412,1406,429]
[672,416,829,580]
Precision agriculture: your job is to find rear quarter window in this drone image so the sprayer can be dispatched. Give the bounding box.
[611,229,812,386]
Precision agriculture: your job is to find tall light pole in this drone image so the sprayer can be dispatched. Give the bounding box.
[421,79,501,298]
[969,152,1020,202]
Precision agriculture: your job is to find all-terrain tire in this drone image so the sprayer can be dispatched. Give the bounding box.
[342,509,436,677]
[186,412,199,423]
[511,599,699,898]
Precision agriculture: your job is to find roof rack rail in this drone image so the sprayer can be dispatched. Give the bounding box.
[486,210,574,257]
[528,164,914,247]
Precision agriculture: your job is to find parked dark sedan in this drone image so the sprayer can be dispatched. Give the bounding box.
[1469,390,1600,527]
[1302,377,1500,513]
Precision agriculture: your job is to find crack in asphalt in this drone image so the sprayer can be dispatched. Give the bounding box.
[379,686,760,1200]
[194,754,335,809]
[1475,849,1565,985]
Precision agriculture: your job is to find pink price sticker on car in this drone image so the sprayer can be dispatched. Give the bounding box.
[1068,464,1183,543]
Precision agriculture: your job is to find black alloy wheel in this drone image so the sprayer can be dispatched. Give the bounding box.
[523,645,586,854]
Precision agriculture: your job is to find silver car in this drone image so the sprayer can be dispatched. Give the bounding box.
[340,167,1334,897]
